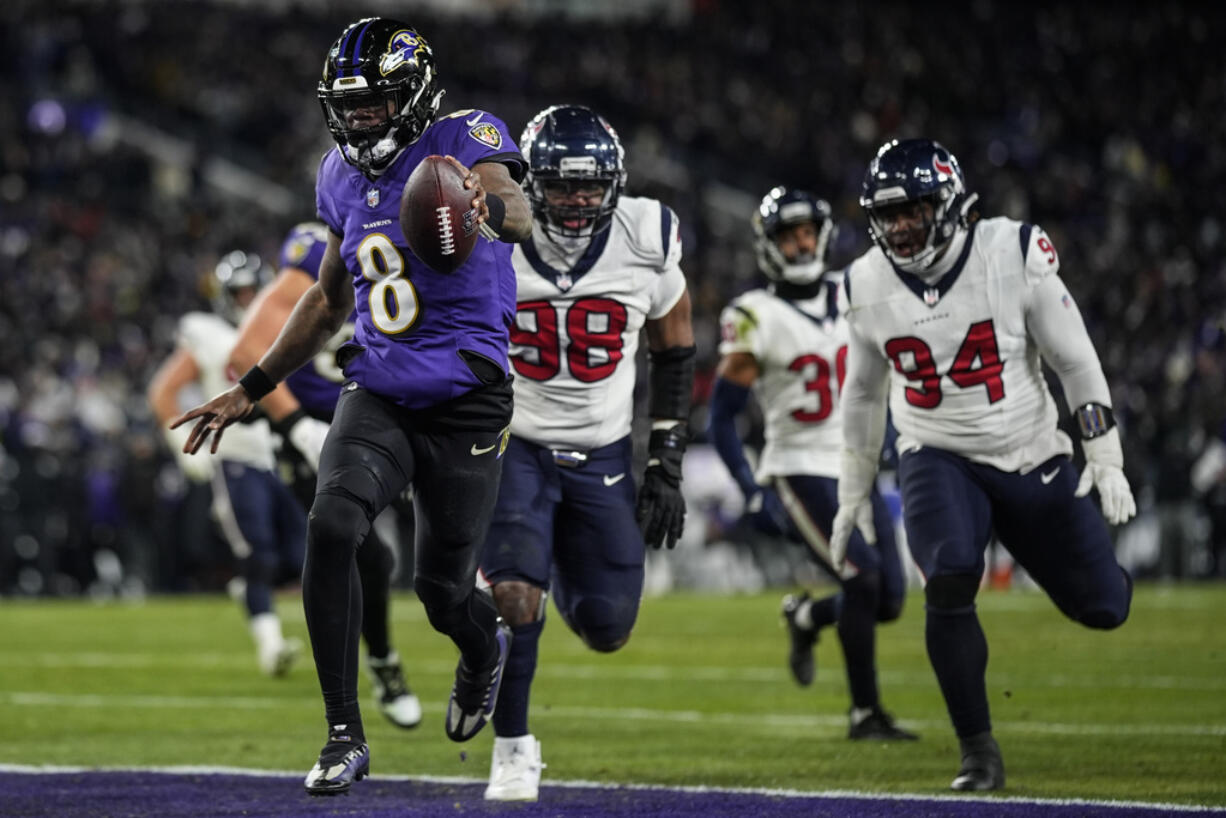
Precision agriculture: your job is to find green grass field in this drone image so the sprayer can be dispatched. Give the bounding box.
[1,584,1223,807]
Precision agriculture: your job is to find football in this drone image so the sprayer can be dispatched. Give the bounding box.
[400,154,480,274]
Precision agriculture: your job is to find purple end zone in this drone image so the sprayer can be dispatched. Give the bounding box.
[0,771,1217,818]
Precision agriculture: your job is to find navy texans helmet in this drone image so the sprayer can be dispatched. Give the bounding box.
[211,250,271,324]
[318,18,443,175]
[520,105,627,240]
[859,138,977,273]
[752,187,837,285]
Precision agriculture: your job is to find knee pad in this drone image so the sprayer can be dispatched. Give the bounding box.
[925,573,980,616]
[877,594,905,624]
[492,581,547,627]
[1077,568,1132,630]
[308,491,372,553]
[568,595,636,653]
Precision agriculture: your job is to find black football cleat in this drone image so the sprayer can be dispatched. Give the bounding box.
[780,593,818,687]
[445,622,512,742]
[951,731,1005,791]
[304,726,370,796]
[848,706,919,741]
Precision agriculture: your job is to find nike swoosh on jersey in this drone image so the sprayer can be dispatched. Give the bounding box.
[1040,467,1060,484]
[465,112,484,126]
[471,442,497,456]
[603,473,626,486]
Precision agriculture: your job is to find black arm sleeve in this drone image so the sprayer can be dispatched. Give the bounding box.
[647,345,696,420]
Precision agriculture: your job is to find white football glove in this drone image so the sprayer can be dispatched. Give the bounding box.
[165,425,214,484]
[1074,427,1136,526]
[285,414,331,474]
[830,448,879,571]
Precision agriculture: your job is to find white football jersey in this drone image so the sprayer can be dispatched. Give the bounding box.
[718,281,846,480]
[509,196,686,450]
[843,216,1072,473]
[176,312,275,470]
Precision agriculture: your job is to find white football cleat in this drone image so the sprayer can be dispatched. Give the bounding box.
[366,651,423,729]
[484,734,544,802]
[258,637,302,678]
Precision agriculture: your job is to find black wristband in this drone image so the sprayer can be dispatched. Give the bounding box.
[484,193,506,237]
[1075,402,1116,440]
[238,365,277,402]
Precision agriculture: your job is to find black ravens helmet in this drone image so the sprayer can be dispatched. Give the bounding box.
[520,105,627,240]
[752,187,837,285]
[318,18,444,175]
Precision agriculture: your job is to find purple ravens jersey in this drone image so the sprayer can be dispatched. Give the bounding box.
[279,222,352,418]
[316,109,525,409]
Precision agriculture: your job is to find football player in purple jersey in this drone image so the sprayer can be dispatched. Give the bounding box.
[228,221,423,732]
[833,138,1136,791]
[171,18,532,796]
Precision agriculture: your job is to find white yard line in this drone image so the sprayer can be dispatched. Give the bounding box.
[0,762,1220,813]
[9,652,1226,692]
[2,691,1222,737]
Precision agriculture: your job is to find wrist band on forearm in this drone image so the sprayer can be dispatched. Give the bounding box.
[239,365,276,402]
[484,193,506,237]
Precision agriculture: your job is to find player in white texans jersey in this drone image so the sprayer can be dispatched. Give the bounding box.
[147,252,304,677]
[478,105,694,801]
[832,139,1136,792]
[708,187,915,741]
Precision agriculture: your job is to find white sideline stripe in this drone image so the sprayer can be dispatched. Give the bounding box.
[0,763,1220,813]
[2,691,1223,738]
[13,652,1226,692]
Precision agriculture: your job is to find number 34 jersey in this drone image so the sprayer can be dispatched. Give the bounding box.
[843,216,1073,473]
[508,196,686,451]
[718,282,847,480]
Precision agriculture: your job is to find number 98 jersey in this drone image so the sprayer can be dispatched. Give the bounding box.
[843,217,1072,473]
[718,281,846,480]
[508,196,686,451]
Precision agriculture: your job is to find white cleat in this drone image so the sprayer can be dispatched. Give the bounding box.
[258,638,303,678]
[484,734,544,802]
[366,651,423,729]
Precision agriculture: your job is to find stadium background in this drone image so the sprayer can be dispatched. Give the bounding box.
[1,0,1225,598]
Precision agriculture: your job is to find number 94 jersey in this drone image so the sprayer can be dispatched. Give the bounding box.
[844,217,1072,473]
[509,196,686,451]
[718,282,846,480]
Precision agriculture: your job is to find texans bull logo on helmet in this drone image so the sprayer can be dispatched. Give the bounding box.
[933,154,955,179]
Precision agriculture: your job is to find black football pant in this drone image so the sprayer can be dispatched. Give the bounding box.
[303,380,511,735]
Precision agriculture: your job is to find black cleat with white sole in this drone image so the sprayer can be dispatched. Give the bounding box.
[445,622,511,742]
[304,726,370,796]
[951,731,1005,791]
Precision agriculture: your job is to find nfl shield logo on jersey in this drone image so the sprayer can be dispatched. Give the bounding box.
[923,287,940,307]
[366,188,380,208]
[556,272,573,292]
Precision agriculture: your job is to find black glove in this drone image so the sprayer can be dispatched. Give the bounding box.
[636,424,687,549]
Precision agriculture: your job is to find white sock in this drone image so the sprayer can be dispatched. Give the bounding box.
[250,612,284,650]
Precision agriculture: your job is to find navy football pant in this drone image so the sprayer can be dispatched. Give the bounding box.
[770,474,908,708]
[305,382,511,734]
[481,434,644,736]
[898,447,1132,737]
[210,461,305,619]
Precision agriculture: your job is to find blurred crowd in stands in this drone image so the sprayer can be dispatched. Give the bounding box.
[1,0,1224,596]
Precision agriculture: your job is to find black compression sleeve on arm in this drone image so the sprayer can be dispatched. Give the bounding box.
[484,193,506,237]
[648,345,697,420]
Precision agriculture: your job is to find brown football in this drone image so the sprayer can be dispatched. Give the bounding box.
[399,154,480,274]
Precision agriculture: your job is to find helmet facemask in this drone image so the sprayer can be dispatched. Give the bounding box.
[752,188,837,286]
[318,20,443,176]
[520,105,626,243]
